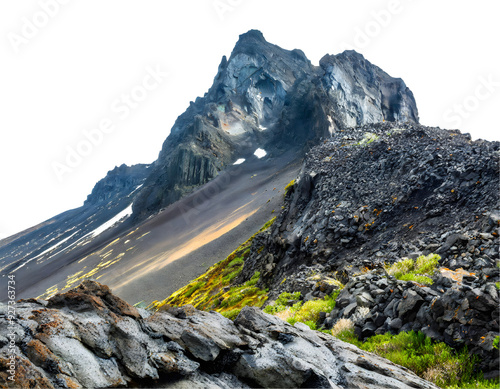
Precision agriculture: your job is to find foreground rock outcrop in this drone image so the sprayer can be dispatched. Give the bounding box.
[0,281,439,388]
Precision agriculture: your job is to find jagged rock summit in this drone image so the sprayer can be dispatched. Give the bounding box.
[132,29,418,219]
[0,29,418,304]
[0,281,439,388]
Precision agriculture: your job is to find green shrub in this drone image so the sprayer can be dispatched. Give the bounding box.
[356,132,379,146]
[334,329,498,389]
[303,320,317,330]
[265,289,341,329]
[388,258,415,279]
[291,292,338,324]
[386,254,440,285]
[264,291,302,315]
[246,271,261,286]
[398,274,434,285]
[184,281,205,298]
[415,253,440,274]
[227,256,244,268]
[222,308,241,320]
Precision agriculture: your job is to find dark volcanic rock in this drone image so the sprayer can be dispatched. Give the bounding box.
[84,163,150,206]
[132,30,418,220]
[239,122,499,284]
[0,281,439,389]
[236,121,499,376]
[317,267,500,375]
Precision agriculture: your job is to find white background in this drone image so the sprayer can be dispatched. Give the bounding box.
[0,0,498,239]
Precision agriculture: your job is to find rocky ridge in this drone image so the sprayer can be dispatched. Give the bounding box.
[328,267,499,378]
[238,121,499,282]
[234,121,500,377]
[0,281,439,389]
[84,164,150,206]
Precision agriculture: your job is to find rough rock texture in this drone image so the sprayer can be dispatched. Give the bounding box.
[236,121,500,376]
[132,30,418,219]
[325,268,500,378]
[84,163,150,206]
[239,122,499,280]
[0,281,439,388]
[320,51,418,126]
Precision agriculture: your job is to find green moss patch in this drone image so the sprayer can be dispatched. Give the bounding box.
[284,179,296,194]
[148,218,276,316]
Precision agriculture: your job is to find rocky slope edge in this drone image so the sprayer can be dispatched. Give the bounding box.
[0,281,439,389]
[239,122,499,284]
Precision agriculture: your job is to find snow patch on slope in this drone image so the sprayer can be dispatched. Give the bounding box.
[89,204,133,238]
[254,148,267,158]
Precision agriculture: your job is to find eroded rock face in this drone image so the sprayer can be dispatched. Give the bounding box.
[84,164,150,206]
[0,281,438,388]
[320,51,418,126]
[132,30,418,220]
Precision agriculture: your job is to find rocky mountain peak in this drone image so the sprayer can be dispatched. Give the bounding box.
[236,28,267,44]
[320,51,419,124]
[1,31,498,388]
[131,31,418,220]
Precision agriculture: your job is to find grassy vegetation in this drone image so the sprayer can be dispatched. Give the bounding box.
[385,254,440,285]
[147,218,276,316]
[149,217,494,389]
[263,291,301,315]
[264,289,342,330]
[264,286,497,388]
[335,328,499,389]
